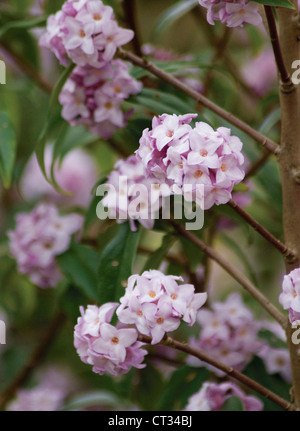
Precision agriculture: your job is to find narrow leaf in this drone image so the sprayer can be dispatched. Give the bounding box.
[0,112,17,188]
[57,242,99,301]
[154,0,199,36]
[97,223,140,304]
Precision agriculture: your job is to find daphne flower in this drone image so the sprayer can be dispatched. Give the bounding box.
[198,0,262,28]
[8,204,83,288]
[185,381,263,411]
[117,270,207,344]
[279,268,300,323]
[74,304,147,376]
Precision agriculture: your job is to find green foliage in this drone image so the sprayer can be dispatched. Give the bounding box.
[244,356,291,411]
[221,396,245,411]
[250,0,295,8]
[97,223,141,304]
[57,243,99,302]
[0,112,16,188]
[153,0,199,36]
[142,234,176,271]
[258,329,287,349]
[158,365,209,410]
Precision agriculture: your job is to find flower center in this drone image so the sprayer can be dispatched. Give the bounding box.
[105,102,113,109]
[114,86,121,93]
[137,310,143,316]
[149,291,156,298]
[200,149,208,157]
[167,130,174,138]
[79,29,86,38]
[111,337,119,344]
[43,242,53,249]
[276,357,285,366]
[221,164,227,172]
[93,13,102,21]
[171,293,177,300]
[194,170,203,179]
[157,317,164,324]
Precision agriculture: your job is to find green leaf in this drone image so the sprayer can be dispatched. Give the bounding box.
[259,107,281,136]
[36,63,75,188]
[57,243,99,301]
[250,0,295,9]
[136,363,166,410]
[243,356,291,411]
[0,16,47,39]
[158,365,209,410]
[61,391,132,411]
[219,232,259,285]
[154,0,199,36]
[97,223,140,304]
[130,88,196,117]
[143,234,176,272]
[0,112,17,188]
[258,329,287,349]
[221,396,244,411]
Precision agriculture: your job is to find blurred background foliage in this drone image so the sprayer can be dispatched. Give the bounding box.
[0,0,287,411]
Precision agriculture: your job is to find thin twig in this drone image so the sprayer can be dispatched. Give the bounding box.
[122,0,143,57]
[227,199,297,262]
[264,6,295,92]
[170,219,288,329]
[0,311,66,410]
[118,48,279,154]
[138,334,297,411]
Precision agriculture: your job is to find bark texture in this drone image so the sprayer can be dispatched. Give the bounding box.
[277,4,300,406]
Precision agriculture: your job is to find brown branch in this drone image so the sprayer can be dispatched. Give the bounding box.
[227,199,297,262]
[0,311,66,410]
[118,48,279,154]
[170,219,288,329]
[138,334,297,411]
[122,0,143,57]
[264,6,295,92]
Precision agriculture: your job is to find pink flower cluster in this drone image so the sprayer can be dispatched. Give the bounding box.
[258,321,291,382]
[40,0,134,68]
[40,0,142,138]
[117,270,207,344]
[7,368,72,411]
[21,146,98,208]
[184,381,263,411]
[101,155,167,231]
[279,268,300,324]
[136,113,245,210]
[188,293,261,373]
[8,203,83,288]
[198,0,262,28]
[74,303,147,376]
[59,60,142,138]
